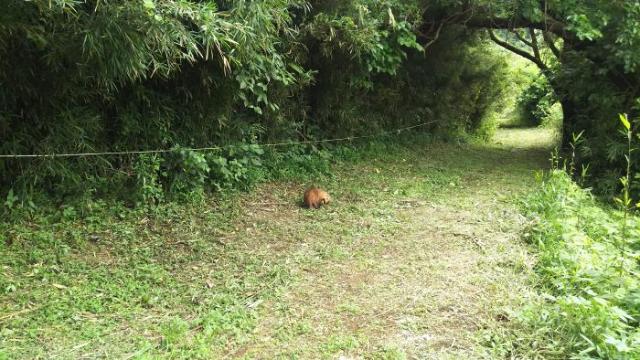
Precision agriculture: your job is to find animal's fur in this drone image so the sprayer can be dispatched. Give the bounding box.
[303,187,331,209]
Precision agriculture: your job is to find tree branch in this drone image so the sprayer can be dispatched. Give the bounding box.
[488,29,548,71]
[543,31,562,59]
[511,29,533,47]
[529,28,542,62]
[423,22,444,49]
[466,14,567,38]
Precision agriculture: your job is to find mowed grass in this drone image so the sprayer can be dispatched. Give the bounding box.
[0,128,557,359]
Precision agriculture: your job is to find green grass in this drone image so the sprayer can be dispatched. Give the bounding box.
[486,170,640,359]
[1,128,556,359]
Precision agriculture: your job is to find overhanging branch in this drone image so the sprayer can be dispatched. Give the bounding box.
[543,31,562,59]
[488,29,548,71]
[511,29,533,47]
[424,22,444,49]
[529,28,542,62]
[466,14,567,38]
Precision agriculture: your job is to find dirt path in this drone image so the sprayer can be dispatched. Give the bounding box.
[221,128,556,358]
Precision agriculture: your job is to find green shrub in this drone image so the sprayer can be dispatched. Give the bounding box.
[516,77,557,128]
[493,170,640,358]
[207,144,266,192]
[0,0,520,206]
[263,145,333,181]
[134,155,164,207]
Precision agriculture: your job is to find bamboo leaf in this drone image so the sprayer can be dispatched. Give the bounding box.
[619,114,631,131]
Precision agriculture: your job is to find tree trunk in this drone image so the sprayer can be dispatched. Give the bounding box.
[560,97,578,147]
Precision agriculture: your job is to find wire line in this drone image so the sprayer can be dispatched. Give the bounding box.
[0,121,435,159]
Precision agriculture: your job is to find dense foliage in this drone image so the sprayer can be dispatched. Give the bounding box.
[424,0,640,197]
[516,76,557,128]
[489,170,640,358]
[0,0,513,206]
[2,0,640,205]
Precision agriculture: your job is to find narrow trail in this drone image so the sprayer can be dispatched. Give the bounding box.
[223,128,557,358]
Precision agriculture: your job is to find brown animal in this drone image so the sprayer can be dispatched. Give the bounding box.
[303,187,331,209]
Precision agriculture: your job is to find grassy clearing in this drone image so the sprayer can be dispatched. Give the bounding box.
[1,128,555,359]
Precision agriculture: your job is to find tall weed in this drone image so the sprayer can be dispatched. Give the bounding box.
[490,170,640,358]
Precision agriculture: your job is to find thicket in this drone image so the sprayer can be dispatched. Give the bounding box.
[4,1,639,207]
[0,0,513,208]
[487,117,640,358]
[423,1,640,200]
[515,76,557,128]
[488,169,640,358]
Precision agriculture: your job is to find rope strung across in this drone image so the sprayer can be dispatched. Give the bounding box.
[0,122,435,159]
